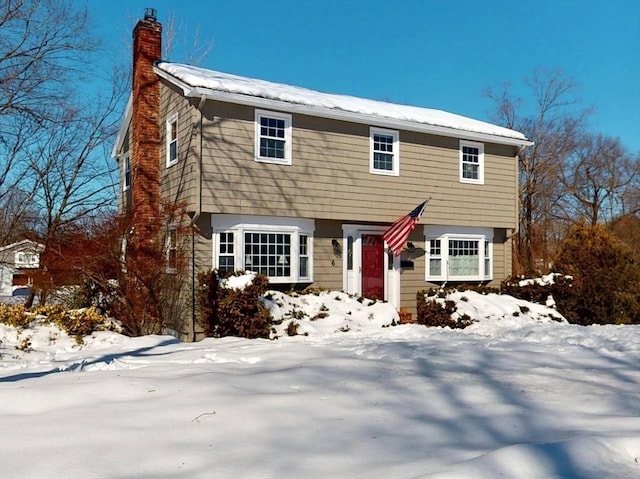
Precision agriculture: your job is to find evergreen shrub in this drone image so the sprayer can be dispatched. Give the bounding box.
[553,221,640,325]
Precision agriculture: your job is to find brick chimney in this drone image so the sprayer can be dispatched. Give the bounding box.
[130,8,162,250]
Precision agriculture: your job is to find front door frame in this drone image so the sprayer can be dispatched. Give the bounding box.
[342,225,400,308]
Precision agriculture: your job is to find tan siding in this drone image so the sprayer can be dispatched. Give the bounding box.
[311,220,345,291]
[397,229,427,319]
[159,82,198,210]
[197,100,518,230]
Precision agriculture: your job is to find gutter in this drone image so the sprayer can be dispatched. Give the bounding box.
[190,94,207,342]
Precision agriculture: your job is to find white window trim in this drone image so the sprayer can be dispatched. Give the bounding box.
[459,140,484,184]
[424,226,493,282]
[166,113,179,168]
[123,152,131,191]
[166,224,178,274]
[15,251,39,268]
[212,215,313,283]
[370,127,400,176]
[255,109,292,165]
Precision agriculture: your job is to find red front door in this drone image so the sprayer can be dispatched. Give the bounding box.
[362,234,384,300]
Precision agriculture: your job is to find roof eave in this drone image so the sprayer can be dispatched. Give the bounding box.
[111,94,132,160]
[155,67,532,148]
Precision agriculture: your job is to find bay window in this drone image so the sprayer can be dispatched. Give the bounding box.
[213,215,313,283]
[425,227,493,282]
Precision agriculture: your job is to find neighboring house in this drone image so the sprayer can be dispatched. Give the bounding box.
[112,10,532,339]
[0,240,44,297]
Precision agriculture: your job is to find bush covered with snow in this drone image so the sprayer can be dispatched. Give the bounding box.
[418,286,566,329]
[501,273,574,310]
[0,303,116,343]
[417,290,473,329]
[198,270,273,339]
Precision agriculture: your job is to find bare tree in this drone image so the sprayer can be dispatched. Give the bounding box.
[485,68,592,273]
[0,0,129,306]
[163,12,214,66]
[559,134,636,225]
[621,151,640,217]
[0,0,106,245]
[28,75,125,238]
[0,0,96,121]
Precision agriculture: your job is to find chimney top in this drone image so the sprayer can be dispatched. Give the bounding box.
[144,7,157,21]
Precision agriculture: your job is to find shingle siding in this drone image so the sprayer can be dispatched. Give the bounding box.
[184,97,518,230]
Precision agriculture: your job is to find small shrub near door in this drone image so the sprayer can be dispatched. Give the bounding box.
[416,289,473,329]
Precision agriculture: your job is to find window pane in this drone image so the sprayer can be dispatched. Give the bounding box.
[260,138,285,158]
[244,231,292,277]
[430,239,441,255]
[429,258,441,276]
[347,236,353,271]
[463,162,478,179]
[170,140,177,162]
[373,152,393,171]
[170,120,177,141]
[299,257,308,278]
[448,239,479,276]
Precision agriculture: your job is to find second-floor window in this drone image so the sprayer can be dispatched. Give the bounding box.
[460,140,484,184]
[166,114,178,167]
[255,110,292,165]
[370,127,399,176]
[15,252,39,268]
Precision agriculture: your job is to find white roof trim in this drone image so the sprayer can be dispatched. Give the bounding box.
[111,94,132,160]
[155,62,533,147]
[0,239,45,253]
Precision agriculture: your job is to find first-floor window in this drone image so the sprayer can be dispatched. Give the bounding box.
[214,215,313,283]
[166,225,177,273]
[425,227,492,282]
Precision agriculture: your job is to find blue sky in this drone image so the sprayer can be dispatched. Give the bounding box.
[90,0,640,152]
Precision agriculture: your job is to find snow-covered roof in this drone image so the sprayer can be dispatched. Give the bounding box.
[154,62,532,147]
[0,239,44,253]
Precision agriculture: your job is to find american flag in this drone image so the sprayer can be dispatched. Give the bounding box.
[383,200,429,256]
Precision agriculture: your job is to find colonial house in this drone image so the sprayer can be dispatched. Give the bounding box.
[112,10,531,339]
[0,240,44,297]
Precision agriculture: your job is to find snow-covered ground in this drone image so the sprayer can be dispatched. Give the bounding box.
[1,289,639,479]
